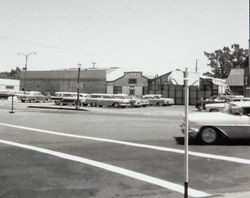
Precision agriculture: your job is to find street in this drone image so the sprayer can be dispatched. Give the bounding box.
[0,101,250,198]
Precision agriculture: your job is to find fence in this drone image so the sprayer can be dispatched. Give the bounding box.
[147,84,218,105]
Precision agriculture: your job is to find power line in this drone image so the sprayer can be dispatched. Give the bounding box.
[0,35,177,63]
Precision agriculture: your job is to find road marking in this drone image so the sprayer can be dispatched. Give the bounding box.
[1,122,250,165]
[0,139,210,197]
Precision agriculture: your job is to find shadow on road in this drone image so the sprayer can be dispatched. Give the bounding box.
[174,136,250,146]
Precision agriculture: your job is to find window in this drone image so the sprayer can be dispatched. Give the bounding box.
[5,85,14,90]
[128,79,137,84]
[129,89,135,95]
[113,86,122,94]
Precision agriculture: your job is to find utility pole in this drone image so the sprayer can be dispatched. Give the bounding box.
[18,52,36,93]
[248,0,250,96]
[245,0,250,96]
[75,63,81,110]
[184,67,189,198]
[195,59,198,73]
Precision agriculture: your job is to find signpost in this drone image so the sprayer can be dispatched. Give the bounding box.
[184,67,189,198]
[9,95,15,113]
[75,63,81,110]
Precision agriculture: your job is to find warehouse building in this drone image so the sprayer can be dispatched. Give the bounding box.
[106,69,153,96]
[20,69,106,95]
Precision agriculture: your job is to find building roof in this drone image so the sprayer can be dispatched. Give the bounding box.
[227,69,244,86]
[20,69,106,80]
[106,67,154,81]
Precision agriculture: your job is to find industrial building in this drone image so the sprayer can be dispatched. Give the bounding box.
[20,69,106,95]
[106,70,153,96]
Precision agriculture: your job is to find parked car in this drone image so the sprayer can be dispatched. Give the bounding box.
[181,101,250,144]
[142,94,174,106]
[205,97,250,112]
[128,95,143,107]
[141,98,150,107]
[85,93,130,108]
[60,93,90,106]
[19,91,47,103]
[51,92,77,105]
[195,94,236,111]
[84,93,110,107]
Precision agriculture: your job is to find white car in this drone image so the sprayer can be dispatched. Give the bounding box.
[19,91,47,103]
[142,94,174,106]
[60,93,90,106]
[85,93,130,108]
[205,97,250,112]
[51,92,77,105]
[181,101,250,144]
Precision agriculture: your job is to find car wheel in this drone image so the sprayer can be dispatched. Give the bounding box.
[158,102,163,106]
[91,102,97,107]
[113,102,119,108]
[200,127,218,144]
[130,102,134,108]
[210,109,219,112]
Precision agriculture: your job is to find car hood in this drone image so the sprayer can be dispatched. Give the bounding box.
[188,112,235,125]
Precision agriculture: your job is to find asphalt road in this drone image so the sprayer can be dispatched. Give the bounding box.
[0,100,250,198]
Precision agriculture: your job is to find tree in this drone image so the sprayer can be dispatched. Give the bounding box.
[204,44,248,78]
[0,67,21,79]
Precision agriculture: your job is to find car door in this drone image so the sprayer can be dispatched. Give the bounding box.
[101,95,110,106]
[232,107,250,138]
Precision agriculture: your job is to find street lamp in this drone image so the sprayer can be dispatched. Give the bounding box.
[18,52,36,93]
[75,62,81,109]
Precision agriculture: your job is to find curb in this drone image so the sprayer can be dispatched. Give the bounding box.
[28,106,88,111]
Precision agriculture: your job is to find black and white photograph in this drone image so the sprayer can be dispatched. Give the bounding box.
[0,0,249,197]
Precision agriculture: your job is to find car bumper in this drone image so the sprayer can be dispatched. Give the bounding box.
[180,124,199,138]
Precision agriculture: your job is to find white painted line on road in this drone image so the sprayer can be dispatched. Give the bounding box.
[1,122,250,165]
[0,139,210,198]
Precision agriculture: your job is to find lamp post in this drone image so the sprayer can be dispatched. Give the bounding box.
[18,52,36,93]
[75,63,81,110]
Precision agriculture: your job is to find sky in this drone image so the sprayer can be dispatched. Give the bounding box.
[0,0,248,76]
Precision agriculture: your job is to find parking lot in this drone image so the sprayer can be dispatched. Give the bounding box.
[0,100,250,198]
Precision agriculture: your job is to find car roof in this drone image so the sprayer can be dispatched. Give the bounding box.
[90,93,110,96]
[55,92,76,94]
[79,93,90,95]
[112,94,129,96]
[143,94,162,97]
[27,91,41,94]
